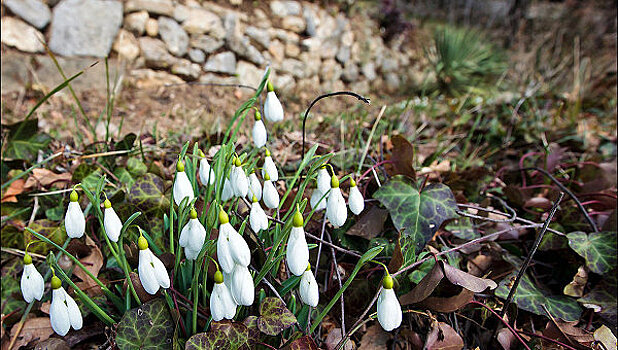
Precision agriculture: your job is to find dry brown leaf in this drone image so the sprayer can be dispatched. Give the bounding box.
[543,320,594,348]
[358,324,391,350]
[23,168,72,190]
[2,178,25,203]
[524,197,553,211]
[399,261,444,305]
[345,205,388,240]
[10,317,55,349]
[124,271,158,303]
[497,327,516,350]
[441,261,497,292]
[387,134,416,179]
[387,233,404,273]
[563,266,588,297]
[325,328,355,350]
[594,325,617,350]
[424,321,464,350]
[34,338,71,350]
[72,235,103,296]
[418,289,475,313]
[467,254,493,277]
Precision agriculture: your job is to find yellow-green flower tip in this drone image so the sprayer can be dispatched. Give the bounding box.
[176,161,185,172]
[382,275,394,289]
[306,263,311,271]
[70,189,78,202]
[218,209,229,225]
[350,178,357,187]
[214,270,224,284]
[267,81,274,92]
[255,111,262,121]
[23,253,32,265]
[198,149,206,158]
[265,148,271,157]
[103,199,112,209]
[293,210,304,227]
[252,195,258,203]
[331,175,339,188]
[51,276,62,289]
[264,172,271,181]
[320,164,327,169]
[138,236,148,250]
[190,208,198,219]
[234,157,241,167]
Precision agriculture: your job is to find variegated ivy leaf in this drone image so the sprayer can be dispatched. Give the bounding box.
[567,231,617,275]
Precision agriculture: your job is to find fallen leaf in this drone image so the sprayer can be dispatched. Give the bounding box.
[387,232,404,273]
[34,338,71,350]
[2,178,25,203]
[325,328,354,350]
[24,169,72,190]
[359,324,391,349]
[72,235,103,296]
[467,254,493,277]
[524,197,553,211]
[543,320,594,348]
[400,260,445,305]
[563,266,588,297]
[424,321,464,350]
[10,317,55,349]
[496,327,516,350]
[345,205,388,240]
[441,261,497,292]
[594,325,617,350]
[124,271,159,303]
[418,289,475,313]
[388,134,416,179]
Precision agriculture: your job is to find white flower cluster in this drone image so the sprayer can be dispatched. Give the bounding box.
[311,167,365,228]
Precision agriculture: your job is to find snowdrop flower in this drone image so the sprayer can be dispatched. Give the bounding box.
[317,166,331,194]
[103,199,122,242]
[263,81,284,122]
[230,263,254,306]
[247,171,262,201]
[286,209,309,276]
[252,110,267,148]
[261,149,278,181]
[310,190,327,211]
[249,196,269,233]
[299,264,319,307]
[65,189,85,238]
[173,160,194,207]
[217,209,250,273]
[198,150,215,186]
[21,253,44,303]
[262,172,280,209]
[179,208,206,260]
[221,177,234,202]
[231,157,248,198]
[49,275,82,336]
[377,274,402,332]
[137,235,170,295]
[210,270,237,321]
[348,178,365,215]
[326,175,347,228]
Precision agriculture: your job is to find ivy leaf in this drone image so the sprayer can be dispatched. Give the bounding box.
[578,275,617,326]
[26,219,66,255]
[127,173,170,216]
[284,335,319,350]
[567,231,617,275]
[2,119,52,160]
[257,297,297,336]
[374,175,459,259]
[115,298,175,350]
[445,217,479,240]
[495,272,582,322]
[185,321,249,350]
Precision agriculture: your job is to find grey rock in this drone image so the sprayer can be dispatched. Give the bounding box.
[158,17,189,57]
[384,72,400,92]
[380,57,399,73]
[113,29,140,61]
[0,17,45,53]
[223,12,243,41]
[228,36,265,66]
[253,9,271,29]
[236,60,263,87]
[204,51,236,74]
[319,38,339,59]
[281,16,305,33]
[4,0,51,29]
[272,73,295,91]
[131,68,183,89]
[300,37,321,52]
[350,79,369,95]
[302,5,317,37]
[124,10,149,35]
[145,18,158,36]
[49,0,123,57]
[361,62,377,80]
[245,26,270,50]
[268,40,285,63]
[199,73,239,85]
[319,59,342,82]
[182,9,223,37]
[171,59,202,81]
[279,58,305,78]
[138,37,178,68]
[298,51,320,77]
[1,51,31,92]
[285,42,300,58]
[341,62,359,83]
[188,48,206,63]
[336,45,350,64]
[190,35,224,54]
[173,4,191,22]
[270,1,301,17]
[269,28,300,44]
[125,0,174,17]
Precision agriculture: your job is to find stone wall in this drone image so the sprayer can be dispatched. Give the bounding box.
[1,0,416,96]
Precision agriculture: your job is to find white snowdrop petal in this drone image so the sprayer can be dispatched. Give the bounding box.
[310,189,327,211]
[221,178,234,202]
[199,158,213,186]
[317,168,331,194]
[262,157,279,181]
[65,202,85,238]
[211,283,237,321]
[250,202,267,233]
[348,186,365,215]
[377,288,402,331]
[286,227,309,277]
[103,207,123,242]
[231,264,254,306]
[173,172,195,206]
[151,251,170,289]
[263,180,280,209]
[327,188,347,228]
[264,91,284,122]
[138,249,160,295]
[247,173,262,201]
[50,288,71,336]
[21,264,44,303]
[217,229,235,274]
[227,224,251,267]
[188,220,206,253]
[300,270,319,307]
[231,166,249,198]
[179,221,191,248]
[64,290,83,330]
[252,119,267,148]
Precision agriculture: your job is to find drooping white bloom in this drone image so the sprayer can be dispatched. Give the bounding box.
[317,167,331,194]
[263,81,284,122]
[348,178,365,215]
[210,271,237,321]
[247,171,262,201]
[286,210,309,277]
[249,197,269,233]
[310,188,327,211]
[65,190,85,238]
[217,210,250,273]
[326,175,347,228]
[198,151,215,186]
[49,276,82,336]
[137,236,170,295]
[299,266,319,307]
[221,177,234,202]
[262,172,280,209]
[173,161,195,206]
[377,275,402,332]
[230,264,255,306]
[261,149,278,181]
[21,254,44,303]
[179,208,206,260]
[230,157,248,198]
[103,199,123,242]
[252,111,267,148]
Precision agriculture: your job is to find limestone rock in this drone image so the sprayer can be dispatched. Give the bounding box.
[272,73,295,91]
[319,38,339,59]
[182,9,223,38]
[190,35,224,54]
[245,26,270,50]
[269,28,300,44]
[188,48,206,63]
[279,58,305,78]
[48,0,123,57]
[0,17,45,53]
[171,59,201,81]
[236,60,263,88]
[204,51,236,75]
[361,62,377,80]
[138,37,177,68]
[380,57,399,73]
[125,0,174,17]
[336,45,350,64]
[384,72,400,92]
[253,9,271,29]
[299,51,320,77]
[173,4,191,22]
[285,42,300,58]
[145,18,158,36]
[319,59,342,82]
[302,4,318,37]
[131,68,183,89]
[124,10,149,36]
[199,73,239,85]
[158,16,189,57]
[4,0,51,29]
[270,1,302,17]
[228,36,265,66]
[113,29,140,61]
[281,16,305,34]
[341,62,359,83]
[268,40,285,63]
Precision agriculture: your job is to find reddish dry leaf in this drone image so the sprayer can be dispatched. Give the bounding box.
[2,178,25,203]
[387,232,404,273]
[418,289,475,313]
[388,134,416,179]
[424,321,464,350]
[466,254,493,277]
[345,205,388,240]
[34,338,71,350]
[441,261,497,292]
[399,261,445,305]
[23,168,72,190]
[72,236,103,296]
[325,328,354,350]
[543,320,594,348]
[523,197,553,211]
[359,324,391,350]
[124,271,158,303]
[10,317,55,349]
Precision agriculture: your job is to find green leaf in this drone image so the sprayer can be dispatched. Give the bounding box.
[115,298,175,350]
[445,217,479,240]
[2,119,52,160]
[185,321,249,350]
[0,259,26,315]
[25,219,66,255]
[495,272,582,322]
[578,276,617,325]
[567,231,617,275]
[115,133,137,151]
[128,157,148,177]
[257,297,297,336]
[80,169,103,192]
[374,176,459,258]
[114,167,135,188]
[127,173,170,216]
